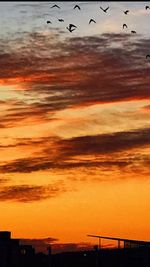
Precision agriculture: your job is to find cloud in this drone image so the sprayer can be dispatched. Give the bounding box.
[0,157,56,173]
[0,177,9,184]
[0,30,150,132]
[0,183,66,202]
[0,21,149,191]
[141,104,150,112]
[0,128,149,174]
[0,32,150,105]
[57,127,150,157]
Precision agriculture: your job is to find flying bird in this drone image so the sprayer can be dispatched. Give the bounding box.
[89,19,96,24]
[145,6,150,10]
[146,54,150,59]
[123,23,128,29]
[100,6,109,13]
[66,24,77,32]
[124,10,129,14]
[47,20,52,24]
[73,5,81,10]
[68,23,77,29]
[51,4,60,9]
[66,27,76,32]
[131,30,136,34]
[58,19,64,22]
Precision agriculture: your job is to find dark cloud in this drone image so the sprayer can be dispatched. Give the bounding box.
[0,31,63,89]
[0,29,149,180]
[0,157,56,173]
[0,32,150,117]
[0,183,66,202]
[0,137,56,148]
[57,128,150,158]
[0,128,149,174]
[0,106,56,128]
[0,31,150,130]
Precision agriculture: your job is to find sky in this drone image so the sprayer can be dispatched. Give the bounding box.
[0,1,150,254]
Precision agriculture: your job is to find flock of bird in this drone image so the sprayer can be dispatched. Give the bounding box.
[47,4,150,59]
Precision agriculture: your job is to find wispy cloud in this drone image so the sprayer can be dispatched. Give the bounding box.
[0,31,150,134]
[0,182,66,202]
[0,2,150,206]
[0,128,149,175]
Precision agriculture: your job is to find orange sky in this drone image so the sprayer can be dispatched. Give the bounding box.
[0,1,150,253]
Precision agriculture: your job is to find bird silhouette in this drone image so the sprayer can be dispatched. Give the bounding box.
[51,4,60,9]
[145,6,150,10]
[47,20,52,24]
[89,19,96,24]
[66,27,76,32]
[73,5,81,10]
[124,10,129,14]
[146,54,150,59]
[100,6,109,13]
[66,24,77,32]
[123,23,127,29]
[131,30,136,34]
[58,19,64,22]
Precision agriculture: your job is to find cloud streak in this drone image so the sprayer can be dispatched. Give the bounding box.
[0,32,149,138]
[0,128,149,174]
[0,31,150,133]
[0,3,150,206]
[0,183,66,202]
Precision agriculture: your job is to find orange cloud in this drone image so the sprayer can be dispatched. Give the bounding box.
[0,182,66,202]
[0,128,149,176]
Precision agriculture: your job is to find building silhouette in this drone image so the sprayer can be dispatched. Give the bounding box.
[0,231,50,267]
[0,231,20,267]
[0,231,150,267]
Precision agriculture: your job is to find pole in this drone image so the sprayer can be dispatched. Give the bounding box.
[99,238,101,250]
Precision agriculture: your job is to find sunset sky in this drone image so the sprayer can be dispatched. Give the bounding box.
[0,1,150,253]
